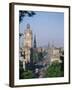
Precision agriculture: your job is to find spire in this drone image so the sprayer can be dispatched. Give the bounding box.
[27,23,30,29]
[34,34,37,48]
[52,41,54,48]
[48,42,51,48]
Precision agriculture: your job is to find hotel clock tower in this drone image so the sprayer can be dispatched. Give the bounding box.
[23,24,33,63]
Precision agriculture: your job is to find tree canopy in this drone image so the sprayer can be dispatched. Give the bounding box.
[19,11,36,38]
[44,61,64,77]
[19,11,36,23]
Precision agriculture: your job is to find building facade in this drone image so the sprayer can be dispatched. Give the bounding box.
[23,24,33,63]
[48,43,62,64]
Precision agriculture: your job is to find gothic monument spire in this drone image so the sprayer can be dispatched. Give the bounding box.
[34,34,37,48]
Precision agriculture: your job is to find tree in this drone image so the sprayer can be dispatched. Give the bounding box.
[19,33,23,38]
[19,11,36,37]
[19,60,24,79]
[19,60,35,79]
[38,51,43,61]
[19,11,36,23]
[21,70,34,79]
[33,51,38,63]
[44,61,64,77]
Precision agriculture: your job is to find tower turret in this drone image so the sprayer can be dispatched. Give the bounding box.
[23,24,33,63]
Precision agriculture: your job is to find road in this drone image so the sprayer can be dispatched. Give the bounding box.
[35,53,50,78]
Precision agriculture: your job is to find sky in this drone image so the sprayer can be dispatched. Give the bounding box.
[19,11,64,48]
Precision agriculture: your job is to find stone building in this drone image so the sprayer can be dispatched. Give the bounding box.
[48,43,62,64]
[23,24,33,64]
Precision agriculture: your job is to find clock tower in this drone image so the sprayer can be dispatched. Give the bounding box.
[23,24,33,63]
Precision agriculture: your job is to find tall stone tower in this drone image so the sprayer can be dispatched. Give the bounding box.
[23,24,33,63]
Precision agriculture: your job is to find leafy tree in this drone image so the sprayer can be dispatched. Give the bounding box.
[19,60,24,79]
[19,33,23,38]
[60,51,64,71]
[19,11,36,23]
[38,52,43,61]
[19,11,36,37]
[43,50,47,56]
[21,70,34,79]
[33,51,38,63]
[19,60,35,79]
[44,61,64,77]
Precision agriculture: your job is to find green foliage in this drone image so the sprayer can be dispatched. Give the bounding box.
[33,52,38,63]
[38,52,43,61]
[19,60,35,79]
[19,60,23,68]
[19,11,36,23]
[19,62,34,79]
[20,70,34,79]
[19,33,23,38]
[19,67,24,79]
[43,51,47,56]
[45,62,64,77]
[19,60,24,79]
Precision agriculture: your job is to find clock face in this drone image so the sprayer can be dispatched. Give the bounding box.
[26,33,30,36]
